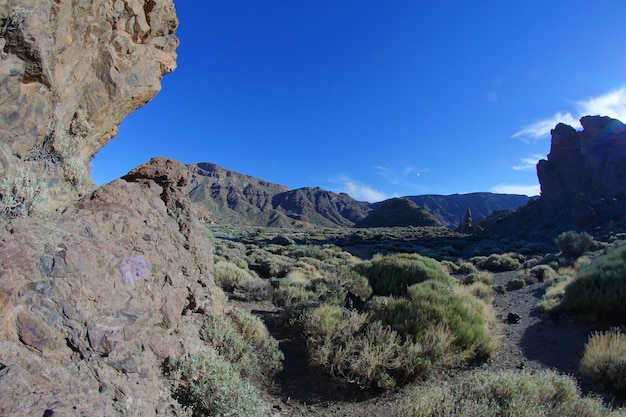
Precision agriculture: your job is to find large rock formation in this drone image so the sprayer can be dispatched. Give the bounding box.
[537,115,626,227]
[0,2,228,415]
[1,158,224,415]
[482,115,626,235]
[0,0,178,208]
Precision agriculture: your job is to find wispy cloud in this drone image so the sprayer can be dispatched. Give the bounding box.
[512,154,545,171]
[490,183,540,196]
[334,175,388,202]
[375,164,429,187]
[513,87,626,141]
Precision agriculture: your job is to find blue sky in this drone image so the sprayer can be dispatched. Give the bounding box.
[91,1,626,202]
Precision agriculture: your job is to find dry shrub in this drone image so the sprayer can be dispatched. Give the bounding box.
[214,261,251,291]
[581,328,626,393]
[402,370,624,417]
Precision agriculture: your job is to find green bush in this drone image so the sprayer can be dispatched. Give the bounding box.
[560,244,626,322]
[370,279,500,364]
[200,308,283,381]
[529,264,557,283]
[299,305,429,390]
[581,328,626,393]
[473,253,521,272]
[555,230,594,259]
[509,277,527,290]
[354,253,452,296]
[164,349,265,417]
[461,271,493,286]
[401,370,624,417]
[214,261,251,292]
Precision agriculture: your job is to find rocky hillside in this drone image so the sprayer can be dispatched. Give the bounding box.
[482,115,626,236]
[0,3,229,415]
[188,162,370,228]
[355,197,442,228]
[188,162,530,229]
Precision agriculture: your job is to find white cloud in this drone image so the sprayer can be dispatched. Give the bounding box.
[513,87,626,141]
[512,154,545,171]
[512,112,579,141]
[335,175,388,202]
[490,183,540,196]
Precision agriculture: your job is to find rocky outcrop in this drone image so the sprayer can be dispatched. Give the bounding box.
[0,158,223,416]
[482,116,626,235]
[0,0,178,209]
[537,116,626,226]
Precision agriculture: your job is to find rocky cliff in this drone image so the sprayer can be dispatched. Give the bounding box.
[0,0,178,209]
[0,3,230,415]
[483,115,626,235]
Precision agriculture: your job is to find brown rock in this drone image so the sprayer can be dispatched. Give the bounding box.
[0,0,178,209]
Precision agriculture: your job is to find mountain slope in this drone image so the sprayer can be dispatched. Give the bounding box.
[187,162,530,229]
[400,193,530,228]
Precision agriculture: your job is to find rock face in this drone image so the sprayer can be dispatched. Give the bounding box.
[537,116,626,226]
[0,158,224,415]
[355,197,442,228]
[0,0,178,208]
[483,115,626,235]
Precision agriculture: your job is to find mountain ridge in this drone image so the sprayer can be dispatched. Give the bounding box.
[187,162,530,229]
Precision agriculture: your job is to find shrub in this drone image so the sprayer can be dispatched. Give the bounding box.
[560,244,626,322]
[354,253,452,296]
[509,277,527,290]
[474,253,521,272]
[529,264,557,283]
[461,271,493,286]
[370,279,500,365]
[300,305,429,390]
[232,276,272,301]
[200,308,283,381]
[580,328,626,393]
[457,262,478,275]
[214,261,251,292]
[164,349,265,417]
[401,370,623,417]
[555,231,594,259]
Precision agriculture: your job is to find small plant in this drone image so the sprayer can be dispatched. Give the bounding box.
[1,6,31,37]
[214,261,251,291]
[509,277,527,290]
[529,264,557,283]
[163,350,265,417]
[555,230,594,259]
[473,253,521,272]
[0,173,44,219]
[580,328,626,393]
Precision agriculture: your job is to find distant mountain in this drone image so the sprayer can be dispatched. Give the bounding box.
[355,198,443,228]
[187,162,530,229]
[400,193,531,228]
[188,163,370,227]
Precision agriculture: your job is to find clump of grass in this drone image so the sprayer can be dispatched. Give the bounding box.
[163,349,266,417]
[509,277,527,290]
[401,370,624,417]
[461,270,493,286]
[581,328,626,393]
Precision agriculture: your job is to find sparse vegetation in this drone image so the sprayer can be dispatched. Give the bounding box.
[0,173,45,219]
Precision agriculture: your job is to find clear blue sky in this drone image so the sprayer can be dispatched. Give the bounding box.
[91,1,626,202]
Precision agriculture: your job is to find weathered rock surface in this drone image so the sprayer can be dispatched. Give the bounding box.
[0,158,223,416]
[482,115,626,235]
[0,0,178,208]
